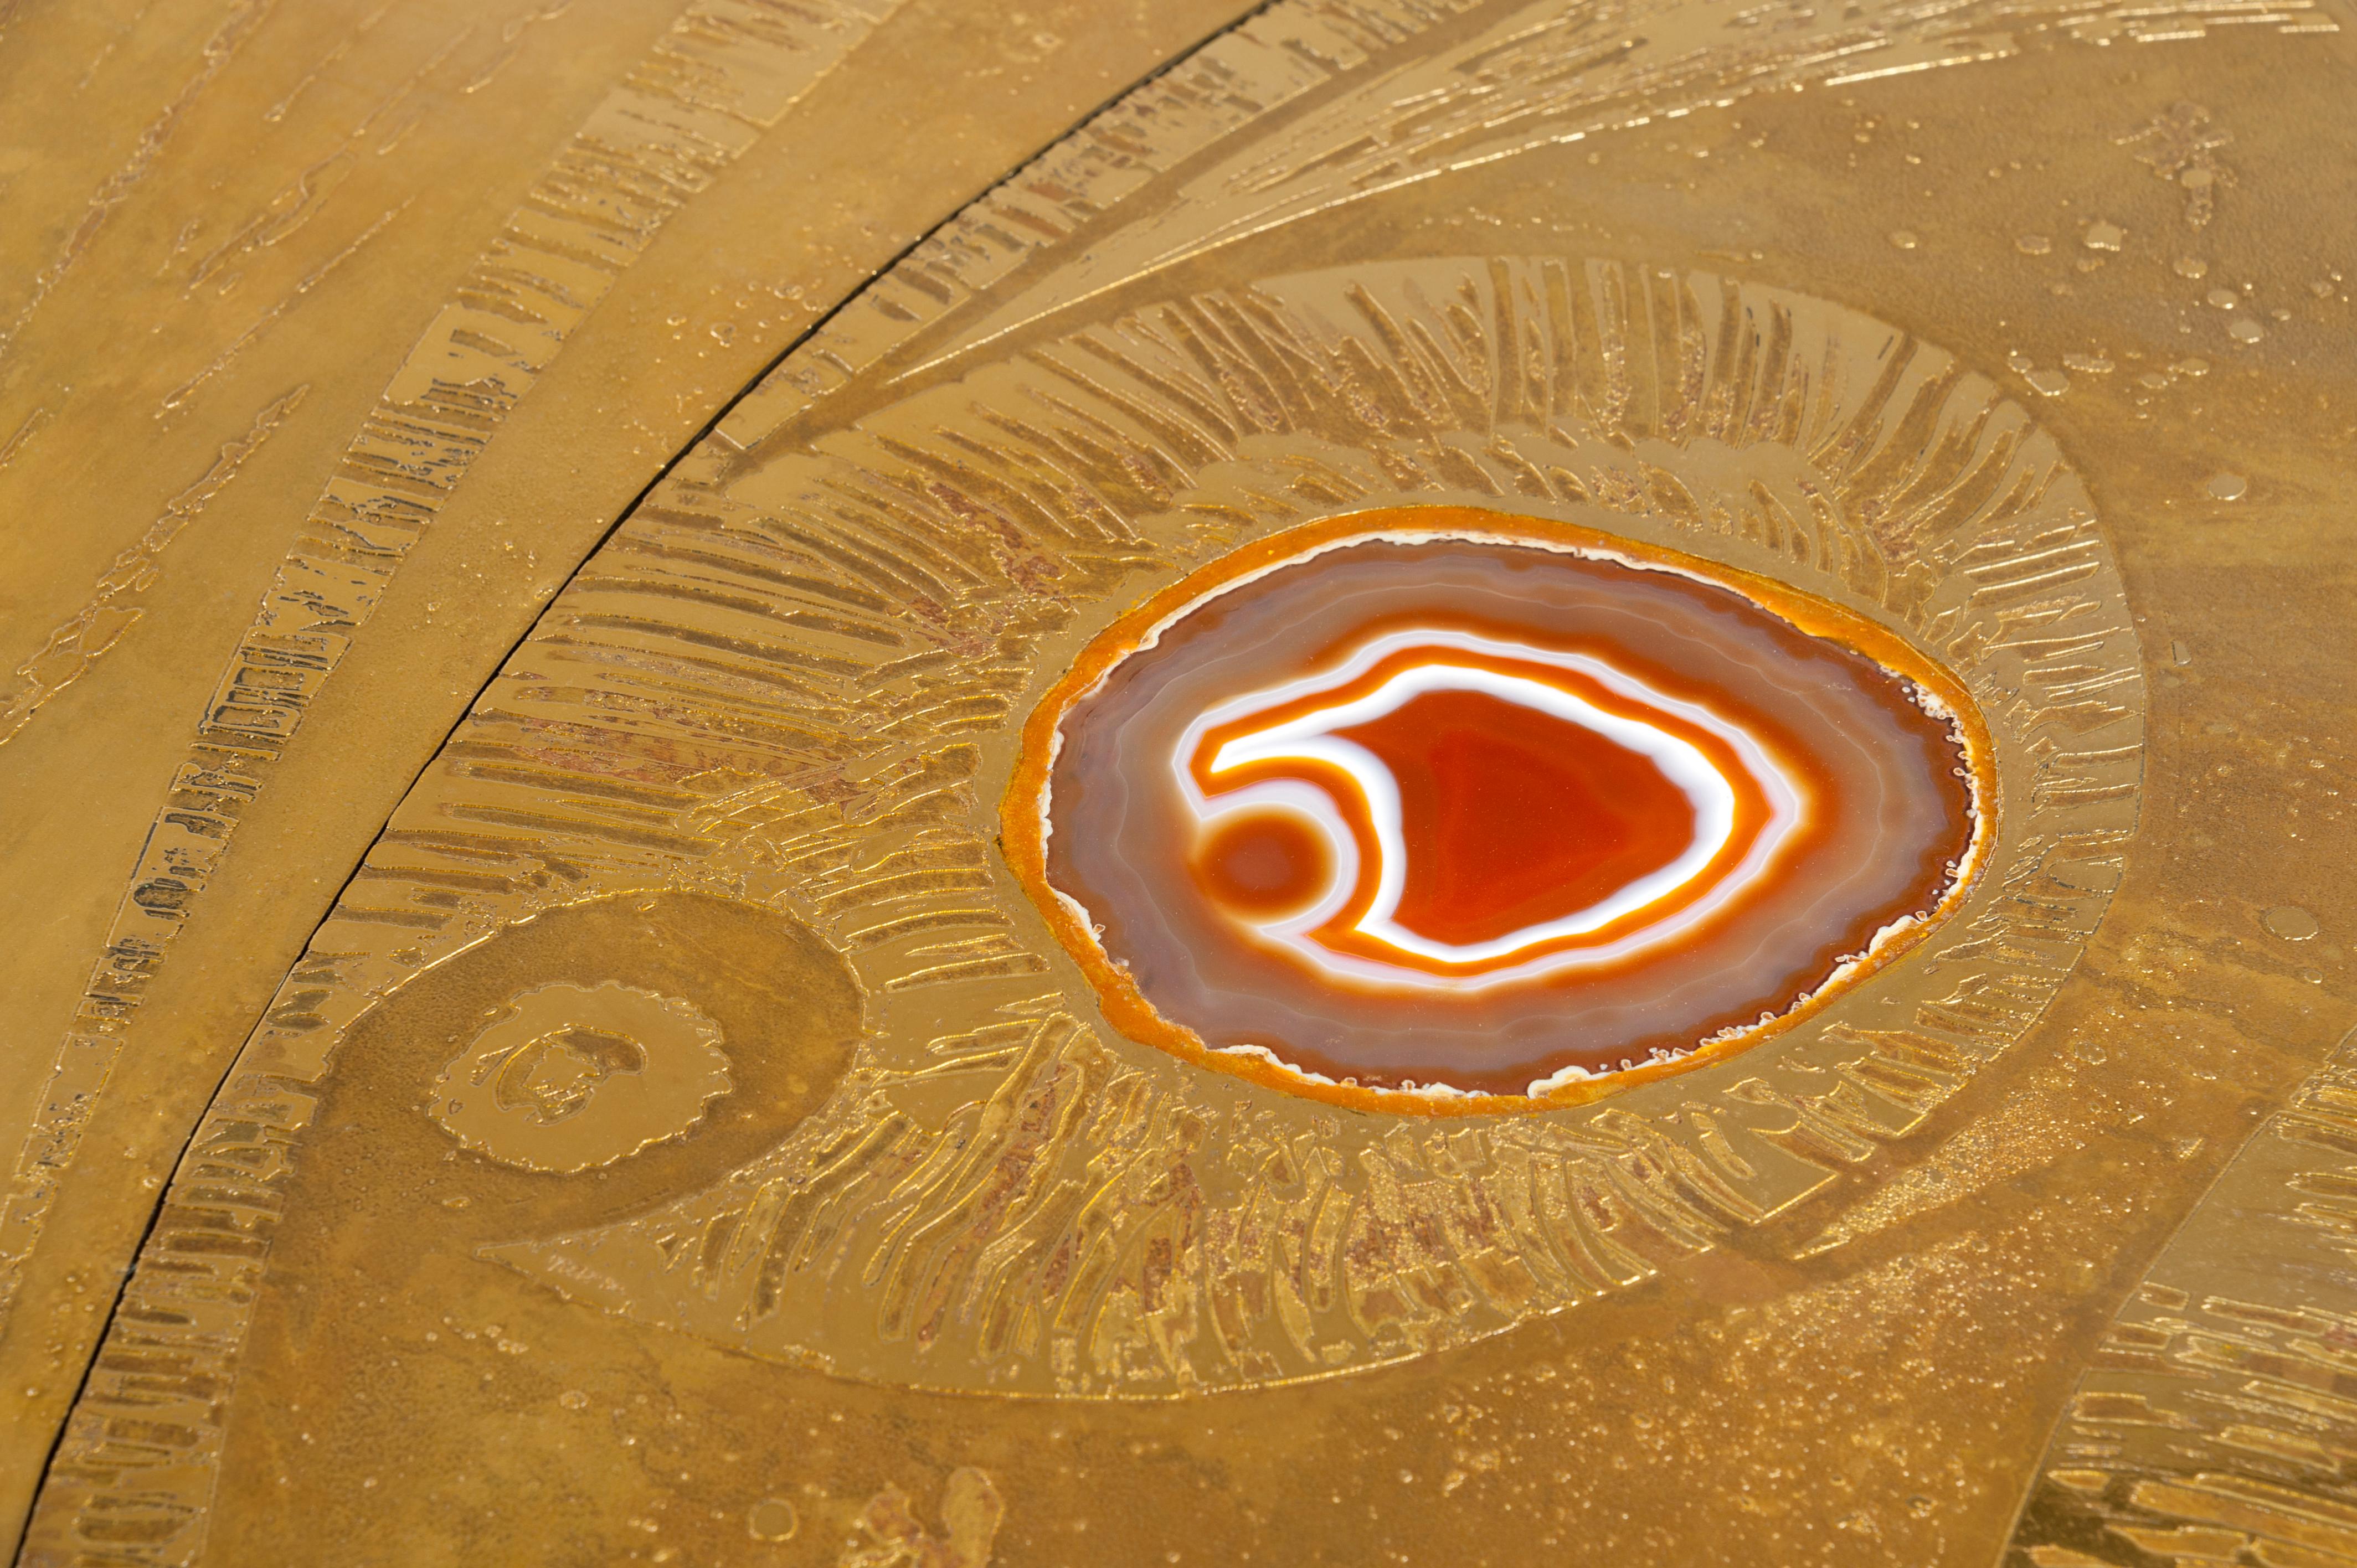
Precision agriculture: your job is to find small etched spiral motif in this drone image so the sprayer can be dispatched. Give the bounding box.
[1009,512,1985,1106]
[428,980,732,1172]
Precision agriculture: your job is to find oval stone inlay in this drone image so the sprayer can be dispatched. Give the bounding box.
[1004,511,1989,1107]
[1177,628,1800,986]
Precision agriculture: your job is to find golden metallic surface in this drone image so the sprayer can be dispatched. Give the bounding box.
[2,0,2353,1562]
[0,0,1259,1538]
[2008,1028,2357,1566]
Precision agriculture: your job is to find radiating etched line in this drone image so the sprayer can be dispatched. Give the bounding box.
[1999,1028,2357,1567]
[181,147,358,296]
[0,402,53,474]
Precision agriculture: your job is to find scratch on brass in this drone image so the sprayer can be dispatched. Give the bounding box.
[0,386,310,749]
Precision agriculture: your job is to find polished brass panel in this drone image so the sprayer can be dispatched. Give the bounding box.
[3,0,2353,1561]
[0,0,1260,1544]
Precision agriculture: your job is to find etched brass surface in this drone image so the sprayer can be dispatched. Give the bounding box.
[2008,1028,2357,1567]
[4,0,2355,1562]
[0,0,1260,1541]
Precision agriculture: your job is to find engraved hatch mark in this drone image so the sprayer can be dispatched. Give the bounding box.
[0,386,309,750]
[2003,1034,2357,1567]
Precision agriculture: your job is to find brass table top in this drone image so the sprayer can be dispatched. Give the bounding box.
[0,1,2351,1562]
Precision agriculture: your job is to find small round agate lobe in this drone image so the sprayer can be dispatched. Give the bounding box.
[1195,812,1331,918]
[1042,537,1974,1096]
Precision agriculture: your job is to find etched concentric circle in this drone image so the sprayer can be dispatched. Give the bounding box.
[428,979,732,1173]
[549,255,2148,1390]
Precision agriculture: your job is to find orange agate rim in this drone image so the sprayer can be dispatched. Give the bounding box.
[998,506,1998,1118]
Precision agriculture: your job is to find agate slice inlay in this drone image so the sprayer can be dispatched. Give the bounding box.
[1004,510,1989,1109]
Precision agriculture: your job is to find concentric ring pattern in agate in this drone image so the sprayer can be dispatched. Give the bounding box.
[1025,519,1981,1100]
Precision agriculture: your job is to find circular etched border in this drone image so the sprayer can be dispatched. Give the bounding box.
[426,979,733,1173]
[485,256,2147,1395]
[121,256,2145,1402]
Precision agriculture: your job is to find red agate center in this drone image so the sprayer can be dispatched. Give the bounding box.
[1174,633,1798,988]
